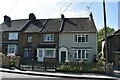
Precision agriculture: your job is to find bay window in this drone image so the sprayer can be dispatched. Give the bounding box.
[45,49,55,58]
[73,49,90,60]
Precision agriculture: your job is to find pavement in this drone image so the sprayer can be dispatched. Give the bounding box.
[0,68,119,80]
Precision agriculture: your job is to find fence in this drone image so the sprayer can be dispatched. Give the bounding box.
[1,55,113,75]
[19,58,58,71]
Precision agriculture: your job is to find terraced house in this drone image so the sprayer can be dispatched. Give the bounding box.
[0,13,97,63]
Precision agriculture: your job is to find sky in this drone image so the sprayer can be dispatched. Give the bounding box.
[0,0,119,31]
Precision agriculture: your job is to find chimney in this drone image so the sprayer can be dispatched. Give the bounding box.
[89,12,93,20]
[59,14,65,32]
[29,13,36,21]
[60,14,65,21]
[4,15,11,27]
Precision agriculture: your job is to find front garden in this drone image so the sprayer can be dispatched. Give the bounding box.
[1,54,113,75]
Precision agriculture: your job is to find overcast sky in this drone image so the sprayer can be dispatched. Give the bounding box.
[0,0,119,30]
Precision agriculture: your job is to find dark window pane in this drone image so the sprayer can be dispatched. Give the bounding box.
[86,35,88,42]
[78,37,81,42]
[82,37,85,42]
[74,35,77,42]
[78,50,81,59]
[82,50,85,59]
[86,53,89,58]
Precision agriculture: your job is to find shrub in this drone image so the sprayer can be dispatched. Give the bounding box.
[57,62,105,73]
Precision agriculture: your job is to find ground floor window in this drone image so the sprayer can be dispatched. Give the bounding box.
[24,48,32,58]
[45,49,55,58]
[37,49,56,62]
[7,44,17,54]
[73,49,90,60]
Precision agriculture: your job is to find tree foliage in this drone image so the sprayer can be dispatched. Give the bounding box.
[97,27,115,53]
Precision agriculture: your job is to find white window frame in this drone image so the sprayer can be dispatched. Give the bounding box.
[44,34,54,42]
[7,44,17,54]
[9,32,18,40]
[27,35,32,43]
[73,34,88,43]
[73,49,90,60]
[44,49,55,58]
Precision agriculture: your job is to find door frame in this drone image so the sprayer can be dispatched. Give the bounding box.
[59,47,68,62]
[37,49,44,62]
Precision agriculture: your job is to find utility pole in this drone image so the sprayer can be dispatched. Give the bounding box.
[103,0,108,75]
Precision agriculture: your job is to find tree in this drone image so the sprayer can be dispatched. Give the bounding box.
[97,27,115,53]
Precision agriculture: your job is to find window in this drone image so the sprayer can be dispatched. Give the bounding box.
[86,50,89,59]
[74,50,77,59]
[74,34,88,43]
[3,34,6,39]
[82,50,85,59]
[44,34,54,42]
[24,48,31,58]
[73,49,90,59]
[8,44,17,53]
[78,50,81,59]
[45,50,55,58]
[38,50,43,57]
[27,35,32,43]
[9,33,18,40]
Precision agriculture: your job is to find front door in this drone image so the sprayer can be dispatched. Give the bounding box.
[37,50,44,62]
[61,51,66,63]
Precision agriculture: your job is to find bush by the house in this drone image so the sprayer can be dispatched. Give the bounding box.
[2,53,20,68]
[57,62,105,74]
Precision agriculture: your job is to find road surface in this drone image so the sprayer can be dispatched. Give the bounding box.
[1,72,87,80]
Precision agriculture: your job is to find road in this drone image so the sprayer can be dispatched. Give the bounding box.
[1,72,89,80]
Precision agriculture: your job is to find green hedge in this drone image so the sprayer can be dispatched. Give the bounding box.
[57,62,106,74]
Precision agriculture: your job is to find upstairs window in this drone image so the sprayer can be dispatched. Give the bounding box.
[44,34,54,42]
[74,34,88,43]
[27,35,32,43]
[9,32,18,40]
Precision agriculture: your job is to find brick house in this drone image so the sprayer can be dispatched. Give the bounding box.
[0,13,97,63]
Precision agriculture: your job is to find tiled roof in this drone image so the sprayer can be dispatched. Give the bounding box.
[1,19,30,32]
[63,18,97,32]
[41,19,61,32]
[1,17,97,33]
